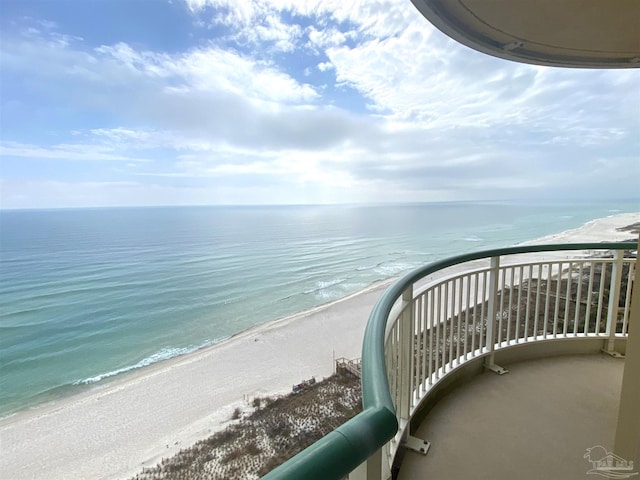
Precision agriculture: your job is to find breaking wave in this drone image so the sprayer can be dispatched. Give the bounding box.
[74,340,227,385]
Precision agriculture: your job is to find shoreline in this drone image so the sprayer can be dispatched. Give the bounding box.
[519,212,639,245]
[1,212,638,480]
[0,277,399,422]
[0,280,394,480]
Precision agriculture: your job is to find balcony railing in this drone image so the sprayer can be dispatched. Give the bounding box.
[261,242,636,480]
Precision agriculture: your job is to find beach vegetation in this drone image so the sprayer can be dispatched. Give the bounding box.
[131,373,362,480]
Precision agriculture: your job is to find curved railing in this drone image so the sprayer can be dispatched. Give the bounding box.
[262,242,636,480]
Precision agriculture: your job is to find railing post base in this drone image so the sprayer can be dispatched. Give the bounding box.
[601,347,625,359]
[484,349,508,374]
[401,435,430,455]
[484,361,509,375]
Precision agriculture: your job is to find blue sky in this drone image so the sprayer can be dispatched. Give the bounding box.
[1,0,638,208]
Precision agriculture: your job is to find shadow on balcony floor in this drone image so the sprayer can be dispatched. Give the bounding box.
[398,354,624,480]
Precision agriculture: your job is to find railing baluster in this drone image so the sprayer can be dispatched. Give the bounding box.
[506,266,514,345]
[456,277,463,361]
[391,323,398,411]
[515,266,523,342]
[543,263,551,339]
[435,285,441,380]
[447,280,454,370]
[622,261,634,335]
[480,271,487,351]
[584,260,595,334]
[524,265,533,340]
[533,265,541,338]
[596,261,607,333]
[358,447,382,480]
[420,294,427,395]
[385,328,393,409]
[411,295,418,408]
[472,272,479,353]
[464,274,471,358]
[392,324,396,410]
[574,262,584,335]
[563,263,572,336]
[553,262,562,337]
[428,288,434,386]
[497,266,505,346]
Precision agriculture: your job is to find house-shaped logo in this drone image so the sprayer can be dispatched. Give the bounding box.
[584,445,639,479]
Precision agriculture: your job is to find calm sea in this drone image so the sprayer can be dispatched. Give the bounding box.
[0,201,638,416]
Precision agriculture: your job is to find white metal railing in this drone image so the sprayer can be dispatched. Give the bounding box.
[383,249,635,462]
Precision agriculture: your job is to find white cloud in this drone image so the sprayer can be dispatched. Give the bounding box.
[184,0,421,48]
[0,141,151,163]
[91,42,318,104]
[1,28,318,105]
[307,27,348,50]
[1,4,638,208]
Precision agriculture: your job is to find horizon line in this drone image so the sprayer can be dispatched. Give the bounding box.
[1,198,639,212]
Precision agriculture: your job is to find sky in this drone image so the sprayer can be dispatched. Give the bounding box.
[0,0,638,209]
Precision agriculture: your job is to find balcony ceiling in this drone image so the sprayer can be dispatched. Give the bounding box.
[411,0,640,68]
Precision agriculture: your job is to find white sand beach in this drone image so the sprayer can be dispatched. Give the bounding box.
[1,212,638,480]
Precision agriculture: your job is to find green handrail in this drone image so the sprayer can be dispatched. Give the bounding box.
[261,242,636,480]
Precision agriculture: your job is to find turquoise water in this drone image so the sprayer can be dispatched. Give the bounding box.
[0,201,638,416]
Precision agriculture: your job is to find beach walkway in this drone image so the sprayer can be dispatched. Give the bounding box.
[335,357,362,378]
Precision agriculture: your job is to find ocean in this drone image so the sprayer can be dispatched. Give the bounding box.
[0,201,638,417]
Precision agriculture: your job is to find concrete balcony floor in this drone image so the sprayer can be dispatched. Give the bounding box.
[398,354,624,480]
